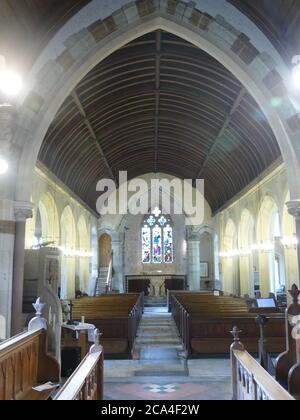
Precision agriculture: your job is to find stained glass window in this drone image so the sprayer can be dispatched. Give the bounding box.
[164,226,173,263]
[142,226,151,264]
[153,225,162,263]
[141,209,173,264]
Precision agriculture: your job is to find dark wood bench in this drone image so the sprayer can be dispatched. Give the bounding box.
[169,292,285,356]
[71,293,144,358]
[0,327,60,400]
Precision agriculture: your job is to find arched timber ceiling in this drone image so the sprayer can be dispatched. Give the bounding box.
[39,31,281,213]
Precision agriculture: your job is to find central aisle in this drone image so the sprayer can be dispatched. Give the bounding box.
[104,307,232,400]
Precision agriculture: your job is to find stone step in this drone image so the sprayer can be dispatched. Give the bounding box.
[138,326,177,332]
[133,344,183,354]
[135,339,182,346]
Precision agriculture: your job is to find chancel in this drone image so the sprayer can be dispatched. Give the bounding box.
[1,0,300,402]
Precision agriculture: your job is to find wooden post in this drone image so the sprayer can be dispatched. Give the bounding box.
[256,315,275,376]
[230,326,245,400]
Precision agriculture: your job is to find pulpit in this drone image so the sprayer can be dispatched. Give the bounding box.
[61,323,95,361]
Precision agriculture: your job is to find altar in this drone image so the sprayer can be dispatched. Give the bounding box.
[125,275,187,297]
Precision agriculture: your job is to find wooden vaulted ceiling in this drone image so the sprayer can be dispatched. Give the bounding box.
[2,1,300,213]
[39,31,280,212]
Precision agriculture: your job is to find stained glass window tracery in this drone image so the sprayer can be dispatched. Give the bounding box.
[141,209,173,264]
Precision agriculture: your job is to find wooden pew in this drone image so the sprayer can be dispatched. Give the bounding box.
[169,292,285,356]
[0,300,60,400]
[276,284,300,399]
[54,330,103,401]
[71,293,144,358]
[231,327,294,401]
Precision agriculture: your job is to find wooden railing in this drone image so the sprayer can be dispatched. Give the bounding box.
[54,330,104,401]
[231,327,294,401]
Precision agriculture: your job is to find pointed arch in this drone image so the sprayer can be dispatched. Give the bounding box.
[239,209,255,249]
[38,192,60,244]
[60,205,76,298]
[256,195,280,296]
[223,219,237,251]
[257,196,279,242]
[238,209,255,296]
[222,219,238,295]
[77,215,91,293]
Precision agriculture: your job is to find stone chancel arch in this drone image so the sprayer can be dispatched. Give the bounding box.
[2,1,300,400]
[13,0,300,208]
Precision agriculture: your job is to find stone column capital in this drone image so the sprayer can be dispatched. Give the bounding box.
[14,201,33,222]
[286,200,300,220]
[187,226,201,241]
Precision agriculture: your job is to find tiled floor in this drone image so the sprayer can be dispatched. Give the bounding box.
[104,306,232,400]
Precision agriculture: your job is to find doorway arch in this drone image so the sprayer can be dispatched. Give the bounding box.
[99,233,112,269]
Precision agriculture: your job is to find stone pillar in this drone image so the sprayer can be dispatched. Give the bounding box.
[11,201,33,335]
[111,237,124,292]
[0,104,18,338]
[0,199,15,339]
[286,200,300,287]
[187,228,200,291]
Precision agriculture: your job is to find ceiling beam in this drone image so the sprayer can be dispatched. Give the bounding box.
[71,90,118,184]
[285,6,300,37]
[154,30,162,173]
[195,87,246,180]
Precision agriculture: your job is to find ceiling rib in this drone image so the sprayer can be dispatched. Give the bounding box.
[71,90,118,184]
[195,87,247,180]
[154,30,162,173]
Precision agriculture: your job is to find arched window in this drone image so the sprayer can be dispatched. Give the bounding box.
[142,207,173,264]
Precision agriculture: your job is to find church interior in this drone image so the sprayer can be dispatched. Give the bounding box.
[1,0,300,401]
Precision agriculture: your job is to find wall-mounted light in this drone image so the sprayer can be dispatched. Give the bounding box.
[281,236,299,249]
[0,157,8,175]
[58,246,94,258]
